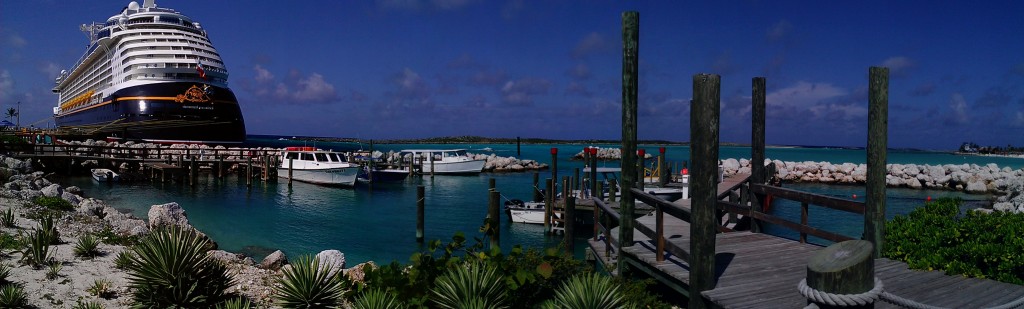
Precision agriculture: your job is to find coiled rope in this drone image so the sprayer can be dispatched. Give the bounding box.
[798,277,1024,309]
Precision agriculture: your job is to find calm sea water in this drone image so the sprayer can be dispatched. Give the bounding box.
[57,138,1019,264]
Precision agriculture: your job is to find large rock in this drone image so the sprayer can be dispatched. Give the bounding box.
[103,207,149,237]
[65,186,83,196]
[78,198,106,216]
[61,191,82,206]
[208,250,256,266]
[344,261,377,284]
[41,184,65,197]
[965,179,987,193]
[148,202,190,229]
[258,250,288,270]
[315,250,346,277]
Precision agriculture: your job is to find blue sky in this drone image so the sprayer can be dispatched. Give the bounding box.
[2,1,1023,150]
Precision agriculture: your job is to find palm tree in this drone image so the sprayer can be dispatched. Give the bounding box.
[3,108,15,121]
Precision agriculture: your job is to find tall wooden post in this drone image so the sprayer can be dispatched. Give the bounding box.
[246,155,252,187]
[550,148,558,193]
[658,147,668,186]
[288,158,294,185]
[866,67,888,259]
[488,189,501,251]
[489,178,496,192]
[637,149,646,190]
[563,196,576,256]
[517,136,521,157]
[573,168,580,194]
[751,77,767,233]
[589,148,598,200]
[189,156,196,186]
[417,185,425,242]
[618,11,639,276]
[217,156,224,179]
[532,173,542,202]
[690,73,721,309]
[544,178,553,234]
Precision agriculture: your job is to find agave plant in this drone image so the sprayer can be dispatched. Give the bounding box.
[0,284,27,308]
[37,214,60,245]
[46,261,63,280]
[113,250,134,270]
[19,228,53,268]
[87,279,115,299]
[215,297,253,309]
[74,234,101,258]
[125,226,235,307]
[351,289,404,309]
[0,209,15,228]
[541,273,628,309]
[274,255,345,308]
[72,300,105,309]
[0,264,9,284]
[430,262,508,309]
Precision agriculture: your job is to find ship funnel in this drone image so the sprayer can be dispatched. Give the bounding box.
[143,0,155,8]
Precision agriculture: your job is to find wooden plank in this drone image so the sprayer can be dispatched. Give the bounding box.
[750,183,864,214]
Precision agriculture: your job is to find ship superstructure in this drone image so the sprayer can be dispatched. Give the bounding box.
[52,0,245,143]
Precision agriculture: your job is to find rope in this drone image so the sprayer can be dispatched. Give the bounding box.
[798,278,883,307]
[798,277,1024,309]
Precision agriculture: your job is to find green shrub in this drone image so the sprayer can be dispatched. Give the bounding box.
[74,234,101,259]
[0,284,27,308]
[273,255,345,308]
[351,289,404,309]
[46,261,63,280]
[37,214,61,245]
[19,228,53,268]
[125,226,235,307]
[0,233,18,252]
[884,197,1024,285]
[543,273,627,309]
[0,209,15,228]
[215,297,252,309]
[430,262,508,309]
[72,300,105,309]
[87,279,115,299]
[113,250,134,270]
[34,196,74,212]
[96,226,139,246]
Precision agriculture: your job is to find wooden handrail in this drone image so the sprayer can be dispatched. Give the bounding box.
[719,185,862,243]
[750,183,864,214]
[630,188,691,222]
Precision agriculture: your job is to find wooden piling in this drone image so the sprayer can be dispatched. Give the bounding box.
[217,156,224,179]
[246,155,252,187]
[563,196,575,255]
[517,136,521,157]
[805,240,876,309]
[288,158,294,185]
[417,185,425,242]
[573,168,580,194]
[544,178,553,234]
[550,148,558,192]
[751,76,767,233]
[589,148,598,201]
[637,149,645,190]
[690,73,721,309]
[532,173,542,202]
[619,11,640,270]
[489,178,496,192]
[658,147,668,186]
[488,189,501,251]
[189,157,196,186]
[865,67,888,258]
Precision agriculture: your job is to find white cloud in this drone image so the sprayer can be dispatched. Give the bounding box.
[7,33,26,48]
[881,56,915,77]
[948,93,969,125]
[0,70,14,101]
[572,32,608,59]
[254,65,274,83]
[292,73,337,103]
[40,62,60,80]
[766,81,847,108]
[500,78,551,106]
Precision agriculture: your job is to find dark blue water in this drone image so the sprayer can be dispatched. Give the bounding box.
[60,138,1018,264]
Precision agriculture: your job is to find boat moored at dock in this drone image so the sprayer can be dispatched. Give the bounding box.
[278,147,359,186]
[400,149,485,175]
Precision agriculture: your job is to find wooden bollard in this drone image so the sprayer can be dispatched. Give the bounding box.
[563,196,575,255]
[288,158,294,185]
[544,178,553,234]
[416,185,425,242]
[804,240,875,309]
[532,173,542,202]
[488,189,500,251]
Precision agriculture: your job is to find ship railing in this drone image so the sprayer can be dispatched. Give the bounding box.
[17,143,281,165]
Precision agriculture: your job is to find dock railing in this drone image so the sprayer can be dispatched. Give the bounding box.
[592,198,621,261]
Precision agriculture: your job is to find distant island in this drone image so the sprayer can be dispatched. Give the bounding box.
[255,135,691,146]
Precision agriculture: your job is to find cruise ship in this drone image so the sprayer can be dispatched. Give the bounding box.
[52,0,246,143]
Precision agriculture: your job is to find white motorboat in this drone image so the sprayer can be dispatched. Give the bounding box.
[279,147,359,186]
[504,199,563,231]
[91,168,120,182]
[400,149,485,174]
[575,167,688,201]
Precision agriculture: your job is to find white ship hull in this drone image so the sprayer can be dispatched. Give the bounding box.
[422,159,486,174]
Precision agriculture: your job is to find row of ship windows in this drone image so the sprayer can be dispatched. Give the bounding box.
[62,63,111,99]
[120,54,224,66]
[117,32,212,50]
[123,73,226,84]
[119,45,220,59]
[122,63,226,74]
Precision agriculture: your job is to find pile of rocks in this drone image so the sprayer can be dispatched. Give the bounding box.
[377,150,548,172]
[719,158,1023,194]
[571,147,655,161]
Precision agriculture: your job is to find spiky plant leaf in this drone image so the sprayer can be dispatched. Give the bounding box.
[0,284,27,308]
[126,226,234,308]
[541,273,628,309]
[72,300,105,309]
[114,250,134,270]
[351,288,404,309]
[74,234,101,258]
[215,297,253,309]
[0,209,15,228]
[19,228,52,268]
[430,262,508,309]
[273,255,345,308]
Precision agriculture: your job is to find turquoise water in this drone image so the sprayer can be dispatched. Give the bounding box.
[58,138,1021,265]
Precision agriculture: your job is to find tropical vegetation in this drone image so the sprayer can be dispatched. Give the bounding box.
[124,226,235,307]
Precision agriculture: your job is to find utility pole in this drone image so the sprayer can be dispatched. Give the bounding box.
[16,101,20,128]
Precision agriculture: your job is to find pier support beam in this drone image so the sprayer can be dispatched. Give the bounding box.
[564,196,576,256]
[618,11,639,276]
[488,189,501,251]
[417,185,425,242]
[751,77,766,233]
[865,67,889,259]
[544,178,553,235]
[532,173,542,202]
[690,73,721,309]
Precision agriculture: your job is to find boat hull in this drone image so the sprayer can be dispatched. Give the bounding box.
[56,82,246,144]
[422,159,486,174]
[358,168,410,183]
[279,167,359,186]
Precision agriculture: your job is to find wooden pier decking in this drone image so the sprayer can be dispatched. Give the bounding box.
[587,173,1024,308]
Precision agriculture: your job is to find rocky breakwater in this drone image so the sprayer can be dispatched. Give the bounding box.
[719,158,1023,194]
[59,139,280,171]
[0,154,374,307]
